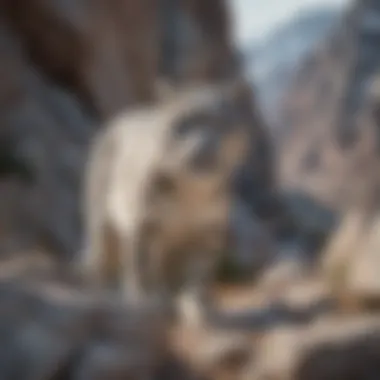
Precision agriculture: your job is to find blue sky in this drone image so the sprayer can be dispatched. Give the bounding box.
[229,0,352,48]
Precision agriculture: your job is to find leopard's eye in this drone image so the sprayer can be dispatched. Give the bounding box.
[155,172,176,196]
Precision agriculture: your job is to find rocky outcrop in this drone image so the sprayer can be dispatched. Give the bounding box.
[321,182,380,311]
[279,0,380,307]
[278,0,380,211]
[0,277,173,380]
[0,272,269,380]
[246,315,380,380]
[159,0,238,83]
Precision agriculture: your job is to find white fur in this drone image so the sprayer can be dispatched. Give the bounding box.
[80,87,222,302]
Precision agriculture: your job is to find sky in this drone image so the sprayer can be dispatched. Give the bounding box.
[229,0,352,48]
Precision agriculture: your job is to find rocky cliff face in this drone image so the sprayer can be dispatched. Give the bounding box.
[278,0,380,211]
[279,0,380,309]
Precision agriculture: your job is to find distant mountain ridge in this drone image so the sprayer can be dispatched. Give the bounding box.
[242,6,343,129]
